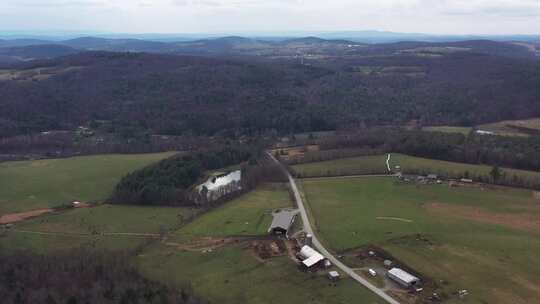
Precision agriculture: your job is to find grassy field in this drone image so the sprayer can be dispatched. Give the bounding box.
[0,204,194,253]
[292,154,390,177]
[301,177,540,304]
[138,183,386,304]
[137,244,385,304]
[0,152,176,214]
[173,183,292,241]
[422,126,472,135]
[292,153,540,184]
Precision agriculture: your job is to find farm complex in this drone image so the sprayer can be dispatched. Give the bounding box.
[2,139,540,304]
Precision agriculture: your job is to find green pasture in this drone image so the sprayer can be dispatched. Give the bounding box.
[292,155,389,177]
[174,183,292,241]
[292,153,540,185]
[422,126,472,135]
[0,152,176,213]
[0,204,193,253]
[301,177,540,304]
[137,244,385,304]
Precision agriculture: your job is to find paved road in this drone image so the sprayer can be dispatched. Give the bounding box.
[268,152,401,304]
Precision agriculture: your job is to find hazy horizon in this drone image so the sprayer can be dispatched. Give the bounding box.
[1,0,540,36]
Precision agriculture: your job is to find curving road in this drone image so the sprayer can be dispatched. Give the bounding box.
[268,152,400,304]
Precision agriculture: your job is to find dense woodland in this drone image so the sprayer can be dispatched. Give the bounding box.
[1,47,540,140]
[0,251,203,304]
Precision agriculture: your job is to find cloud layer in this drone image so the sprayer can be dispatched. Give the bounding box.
[1,0,539,34]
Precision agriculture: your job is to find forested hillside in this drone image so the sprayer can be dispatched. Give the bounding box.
[0,251,203,304]
[1,49,540,139]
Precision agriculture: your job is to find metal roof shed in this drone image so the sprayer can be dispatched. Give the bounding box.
[268,210,297,237]
[387,268,420,288]
[299,245,325,267]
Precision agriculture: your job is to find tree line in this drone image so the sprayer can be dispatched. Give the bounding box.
[0,250,203,304]
[307,128,540,172]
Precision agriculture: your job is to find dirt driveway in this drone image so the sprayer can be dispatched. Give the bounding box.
[0,209,54,225]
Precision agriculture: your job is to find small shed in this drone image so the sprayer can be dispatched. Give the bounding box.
[268,210,297,238]
[328,271,340,281]
[387,268,421,288]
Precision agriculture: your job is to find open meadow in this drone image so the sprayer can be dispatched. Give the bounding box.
[292,153,540,185]
[0,204,194,253]
[173,183,293,241]
[0,152,176,214]
[137,182,386,304]
[291,154,390,177]
[300,177,540,304]
[0,182,388,304]
[422,126,472,135]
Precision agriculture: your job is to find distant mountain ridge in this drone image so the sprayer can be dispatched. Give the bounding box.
[0,35,538,64]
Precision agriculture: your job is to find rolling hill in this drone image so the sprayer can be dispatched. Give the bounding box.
[1,48,540,139]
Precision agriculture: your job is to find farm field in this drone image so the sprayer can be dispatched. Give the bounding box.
[422,126,472,135]
[173,183,292,241]
[477,118,540,137]
[292,154,389,177]
[137,244,385,304]
[0,152,176,214]
[292,153,540,184]
[0,204,194,253]
[301,177,540,304]
[138,183,385,304]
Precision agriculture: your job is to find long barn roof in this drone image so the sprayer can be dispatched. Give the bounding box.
[268,210,297,231]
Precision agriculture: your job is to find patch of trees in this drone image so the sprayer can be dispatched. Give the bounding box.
[305,128,540,172]
[0,250,203,304]
[109,146,257,206]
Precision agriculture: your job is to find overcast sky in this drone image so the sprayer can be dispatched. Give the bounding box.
[1,0,540,35]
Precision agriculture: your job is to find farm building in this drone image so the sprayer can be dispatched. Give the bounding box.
[328,271,340,281]
[197,170,242,202]
[299,245,325,268]
[268,210,297,237]
[475,130,495,135]
[387,268,421,289]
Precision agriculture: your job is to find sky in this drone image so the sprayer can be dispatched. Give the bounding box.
[1,0,540,35]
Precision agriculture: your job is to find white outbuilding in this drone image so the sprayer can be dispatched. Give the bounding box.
[387,268,421,288]
[299,245,325,268]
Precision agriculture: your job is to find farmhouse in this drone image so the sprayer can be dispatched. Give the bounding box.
[387,268,421,289]
[299,245,325,268]
[268,209,297,237]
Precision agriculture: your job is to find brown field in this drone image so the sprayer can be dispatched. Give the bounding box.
[0,208,54,224]
[424,202,540,234]
[272,145,320,161]
[0,66,84,82]
[478,117,540,137]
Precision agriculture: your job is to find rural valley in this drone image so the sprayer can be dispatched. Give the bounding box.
[2,2,540,303]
